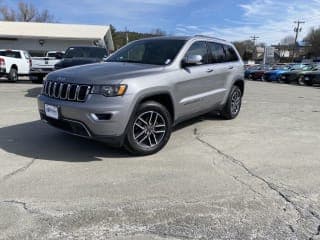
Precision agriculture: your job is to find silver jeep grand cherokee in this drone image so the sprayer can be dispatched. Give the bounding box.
[38,36,244,155]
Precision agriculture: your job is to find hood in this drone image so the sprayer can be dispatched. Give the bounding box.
[55,58,101,69]
[47,62,165,85]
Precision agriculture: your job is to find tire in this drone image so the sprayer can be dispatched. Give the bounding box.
[298,76,305,86]
[8,68,18,82]
[221,85,242,120]
[125,101,172,156]
[31,76,44,84]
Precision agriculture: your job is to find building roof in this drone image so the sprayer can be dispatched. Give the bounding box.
[0,21,110,41]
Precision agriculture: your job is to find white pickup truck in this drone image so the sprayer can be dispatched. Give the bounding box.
[30,51,64,83]
[0,49,31,82]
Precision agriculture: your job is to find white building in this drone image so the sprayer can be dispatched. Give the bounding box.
[0,21,114,56]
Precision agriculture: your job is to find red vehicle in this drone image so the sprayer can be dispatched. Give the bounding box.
[248,65,271,81]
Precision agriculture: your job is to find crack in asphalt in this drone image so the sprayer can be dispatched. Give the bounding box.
[0,158,36,183]
[0,200,29,211]
[194,130,320,238]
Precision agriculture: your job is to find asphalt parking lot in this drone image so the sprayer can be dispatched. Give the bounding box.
[0,80,320,240]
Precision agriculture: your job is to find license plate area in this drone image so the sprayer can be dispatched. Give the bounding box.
[44,104,59,119]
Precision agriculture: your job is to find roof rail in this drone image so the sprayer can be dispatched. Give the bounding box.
[194,35,226,42]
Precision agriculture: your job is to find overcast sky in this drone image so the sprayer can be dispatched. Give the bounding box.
[4,0,320,45]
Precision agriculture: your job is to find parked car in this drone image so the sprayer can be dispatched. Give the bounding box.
[0,49,31,82]
[54,46,108,70]
[262,65,293,82]
[248,65,271,81]
[298,65,320,86]
[244,65,260,79]
[30,51,64,83]
[38,36,245,155]
[280,64,313,84]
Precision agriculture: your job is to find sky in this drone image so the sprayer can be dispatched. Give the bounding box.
[3,0,320,45]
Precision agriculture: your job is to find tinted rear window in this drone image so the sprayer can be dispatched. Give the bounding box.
[0,51,21,58]
[65,47,108,59]
[224,45,239,62]
[208,42,226,64]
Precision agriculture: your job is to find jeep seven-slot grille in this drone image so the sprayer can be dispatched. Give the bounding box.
[42,81,91,102]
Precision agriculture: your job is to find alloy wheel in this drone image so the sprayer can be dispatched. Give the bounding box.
[231,89,241,115]
[133,111,166,149]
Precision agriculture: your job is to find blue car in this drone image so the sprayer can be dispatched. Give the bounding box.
[263,65,292,82]
[244,66,260,79]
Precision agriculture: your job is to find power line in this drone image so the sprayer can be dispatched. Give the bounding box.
[292,20,305,61]
[250,35,259,62]
[250,35,259,46]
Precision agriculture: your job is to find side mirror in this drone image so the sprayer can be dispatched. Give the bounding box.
[182,55,203,67]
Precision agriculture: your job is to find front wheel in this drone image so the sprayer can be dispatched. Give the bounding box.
[221,85,242,120]
[125,101,172,156]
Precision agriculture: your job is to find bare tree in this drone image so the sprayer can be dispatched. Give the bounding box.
[233,40,255,61]
[0,0,54,22]
[280,35,295,45]
[150,28,166,36]
[304,27,320,58]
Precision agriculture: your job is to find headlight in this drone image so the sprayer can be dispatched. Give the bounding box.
[91,84,127,97]
[281,75,286,79]
[304,77,309,81]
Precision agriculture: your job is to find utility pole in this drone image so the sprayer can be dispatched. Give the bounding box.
[292,20,305,61]
[250,35,259,62]
[125,27,129,44]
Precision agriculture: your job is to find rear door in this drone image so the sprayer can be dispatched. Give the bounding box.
[176,41,229,119]
[206,42,239,104]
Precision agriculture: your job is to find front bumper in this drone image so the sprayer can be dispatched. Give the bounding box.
[37,93,134,146]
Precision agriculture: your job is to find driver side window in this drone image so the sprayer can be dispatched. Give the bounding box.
[184,41,208,65]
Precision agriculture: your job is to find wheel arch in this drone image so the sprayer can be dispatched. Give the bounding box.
[11,64,18,71]
[234,79,245,96]
[136,91,175,123]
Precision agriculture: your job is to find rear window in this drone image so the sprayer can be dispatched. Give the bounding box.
[208,42,226,64]
[0,51,21,59]
[224,45,239,62]
[65,47,108,59]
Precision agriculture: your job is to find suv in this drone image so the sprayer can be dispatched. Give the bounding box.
[38,36,244,155]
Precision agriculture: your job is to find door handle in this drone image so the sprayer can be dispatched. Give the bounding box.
[228,66,234,70]
[207,69,214,73]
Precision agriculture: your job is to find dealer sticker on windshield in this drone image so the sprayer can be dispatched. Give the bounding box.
[44,104,59,119]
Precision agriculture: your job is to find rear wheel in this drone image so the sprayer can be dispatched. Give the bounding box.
[125,101,172,156]
[298,76,305,85]
[221,85,242,120]
[8,68,18,82]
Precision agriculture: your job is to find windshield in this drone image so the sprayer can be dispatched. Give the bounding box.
[107,39,187,66]
[64,47,108,59]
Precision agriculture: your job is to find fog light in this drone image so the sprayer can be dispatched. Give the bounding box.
[91,113,112,121]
